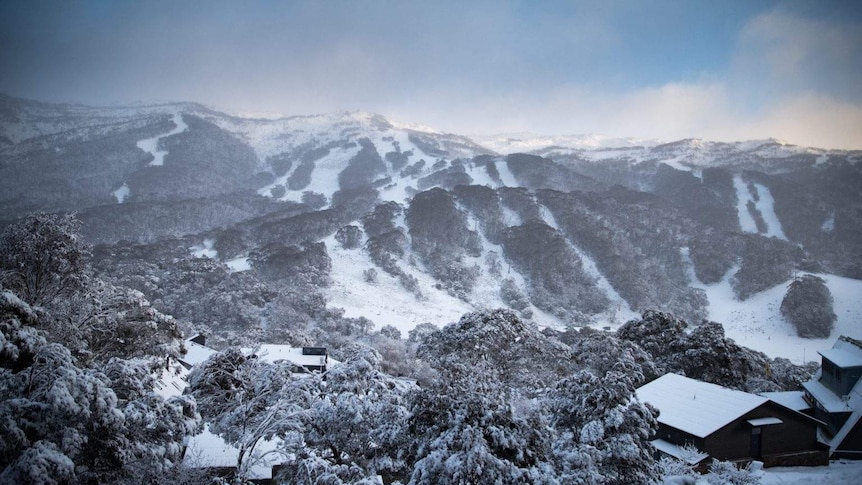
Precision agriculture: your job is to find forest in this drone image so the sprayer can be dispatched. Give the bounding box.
[1,213,812,484]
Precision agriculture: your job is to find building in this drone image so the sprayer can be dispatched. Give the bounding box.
[637,373,828,467]
[802,336,862,459]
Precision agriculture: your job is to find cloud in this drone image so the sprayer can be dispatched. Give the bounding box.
[732,9,862,106]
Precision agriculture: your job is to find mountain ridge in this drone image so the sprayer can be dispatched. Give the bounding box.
[2,94,860,362]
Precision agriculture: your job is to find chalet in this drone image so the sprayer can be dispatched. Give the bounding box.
[637,373,828,468]
[252,344,331,373]
[802,335,862,458]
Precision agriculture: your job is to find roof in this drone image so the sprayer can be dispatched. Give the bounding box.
[636,373,768,438]
[247,345,334,368]
[180,340,218,367]
[760,391,811,412]
[153,362,189,398]
[819,348,862,368]
[183,425,283,479]
[747,417,783,426]
[803,373,852,413]
[650,439,709,465]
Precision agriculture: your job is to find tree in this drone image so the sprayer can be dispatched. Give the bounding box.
[418,309,575,392]
[277,347,411,484]
[0,213,89,307]
[406,361,553,484]
[780,275,836,338]
[187,348,301,483]
[0,291,198,483]
[546,361,660,484]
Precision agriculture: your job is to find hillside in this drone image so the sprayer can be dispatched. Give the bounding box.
[1,94,860,362]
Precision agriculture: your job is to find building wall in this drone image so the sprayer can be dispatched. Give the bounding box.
[836,417,862,457]
[654,424,705,452]
[703,402,820,462]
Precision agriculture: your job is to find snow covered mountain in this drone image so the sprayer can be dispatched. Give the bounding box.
[1,94,860,362]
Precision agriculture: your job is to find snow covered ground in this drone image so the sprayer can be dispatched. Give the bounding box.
[323,235,473,335]
[137,112,188,167]
[691,267,862,364]
[758,460,862,484]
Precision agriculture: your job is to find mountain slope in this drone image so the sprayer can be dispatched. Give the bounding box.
[2,95,860,361]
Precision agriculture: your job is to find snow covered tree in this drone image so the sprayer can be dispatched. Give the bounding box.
[0,288,199,483]
[187,348,301,483]
[277,347,410,484]
[546,360,660,485]
[406,360,554,484]
[570,331,660,385]
[418,309,575,392]
[0,213,89,307]
[780,274,836,338]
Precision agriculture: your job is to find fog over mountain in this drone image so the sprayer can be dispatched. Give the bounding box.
[2,94,860,361]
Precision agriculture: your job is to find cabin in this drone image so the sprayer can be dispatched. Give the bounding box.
[637,373,828,468]
[802,335,862,459]
[253,344,331,373]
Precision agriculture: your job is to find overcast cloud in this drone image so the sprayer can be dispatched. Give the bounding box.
[1,0,860,148]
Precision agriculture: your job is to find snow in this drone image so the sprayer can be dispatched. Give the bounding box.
[136,112,188,167]
[818,348,862,368]
[183,425,282,479]
[189,239,217,259]
[746,417,783,426]
[752,182,788,240]
[732,175,787,239]
[259,143,362,205]
[323,235,473,335]
[758,459,862,484]
[179,340,218,368]
[802,377,851,413]
[225,257,251,273]
[760,391,810,412]
[460,210,562,329]
[734,176,759,233]
[637,373,768,438]
[472,132,658,154]
[659,155,692,173]
[682,246,862,364]
[651,439,708,464]
[494,160,519,187]
[250,345,333,369]
[695,271,862,364]
[463,160,498,188]
[112,183,129,203]
[153,362,189,398]
[822,212,835,233]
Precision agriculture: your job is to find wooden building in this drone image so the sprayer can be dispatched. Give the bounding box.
[802,335,862,459]
[637,373,828,467]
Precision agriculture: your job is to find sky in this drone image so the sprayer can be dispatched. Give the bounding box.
[1,0,861,149]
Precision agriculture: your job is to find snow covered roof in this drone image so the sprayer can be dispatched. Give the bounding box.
[650,439,709,465]
[153,362,189,398]
[803,376,852,413]
[247,345,336,369]
[747,417,783,426]
[819,348,862,368]
[636,373,768,438]
[180,340,218,368]
[760,391,811,412]
[183,425,283,479]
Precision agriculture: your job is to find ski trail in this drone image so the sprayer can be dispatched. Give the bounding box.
[539,204,635,323]
[752,182,787,240]
[138,112,188,167]
[113,183,130,203]
[734,176,759,233]
[733,175,787,240]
